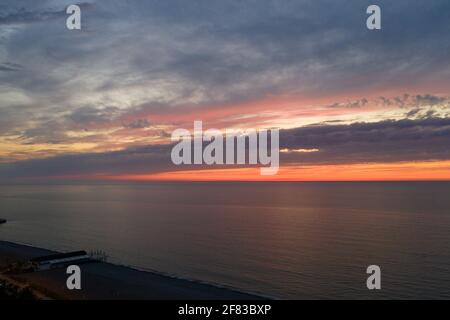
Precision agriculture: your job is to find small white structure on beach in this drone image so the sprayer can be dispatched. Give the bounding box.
[30,251,90,271]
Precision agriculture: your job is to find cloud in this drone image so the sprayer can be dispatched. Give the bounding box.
[0,62,22,72]
[327,95,450,110]
[0,8,64,25]
[0,144,175,179]
[280,117,450,164]
[123,119,151,129]
[67,106,121,126]
[325,98,369,109]
[1,0,450,111]
[0,2,93,25]
[0,0,450,170]
[2,117,450,180]
[415,94,446,106]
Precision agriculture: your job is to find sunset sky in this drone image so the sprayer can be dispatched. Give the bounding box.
[1,0,450,181]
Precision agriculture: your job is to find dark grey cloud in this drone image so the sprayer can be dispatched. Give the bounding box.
[325,98,369,109]
[280,117,450,164]
[0,144,175,179]
[415,94,446,106]
[2,117,450,180]
[325,93,450,109]
[406,108,421,118]
[0,7,64,25]
[0,62,22,72]
[124,119,151,129]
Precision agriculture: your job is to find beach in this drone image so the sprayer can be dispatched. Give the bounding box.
[0,241,263,300]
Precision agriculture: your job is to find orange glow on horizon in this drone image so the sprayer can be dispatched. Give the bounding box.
[101,160,450,182]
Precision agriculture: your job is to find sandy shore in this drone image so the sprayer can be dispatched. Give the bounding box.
[0,241,263,300]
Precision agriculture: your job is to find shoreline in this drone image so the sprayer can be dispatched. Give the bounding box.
[0,240,265,300]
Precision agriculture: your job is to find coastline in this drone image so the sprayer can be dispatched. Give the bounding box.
[0,240,264,300]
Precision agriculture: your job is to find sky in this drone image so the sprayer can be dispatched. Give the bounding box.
[0,0,450,181]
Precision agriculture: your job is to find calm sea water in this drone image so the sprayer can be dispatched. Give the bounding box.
[1,182,450,299]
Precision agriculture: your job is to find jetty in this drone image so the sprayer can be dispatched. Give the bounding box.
[0,219,6,224]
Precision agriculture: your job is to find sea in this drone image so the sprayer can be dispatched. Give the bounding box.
[1,182,450,299]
